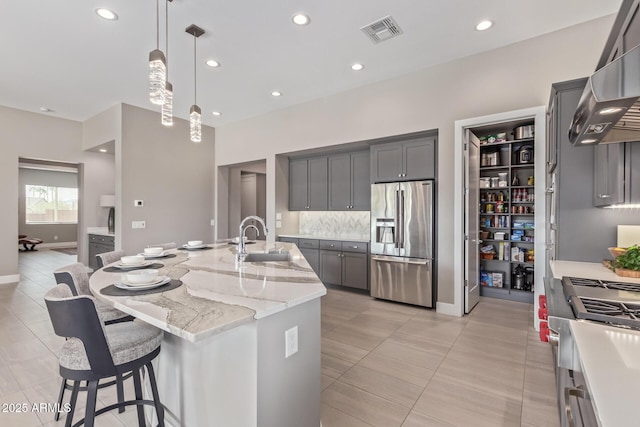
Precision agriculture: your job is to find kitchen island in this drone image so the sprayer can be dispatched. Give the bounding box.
[89,241,326,427]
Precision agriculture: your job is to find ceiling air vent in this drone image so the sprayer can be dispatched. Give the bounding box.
[360,15,403,44]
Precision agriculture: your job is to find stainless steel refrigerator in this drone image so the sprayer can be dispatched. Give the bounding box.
[370,181,434,307]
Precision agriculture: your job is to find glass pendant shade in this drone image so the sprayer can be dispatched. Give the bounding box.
[149,49,166,105]
[162,81,173,126]
[190,104,202,143]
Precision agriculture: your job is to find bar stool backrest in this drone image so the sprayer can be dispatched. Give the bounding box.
[45,284,116,377]
[96,250,125,268]
[53,263,90,296]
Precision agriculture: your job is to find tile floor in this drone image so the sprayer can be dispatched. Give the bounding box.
[0,249,559,426]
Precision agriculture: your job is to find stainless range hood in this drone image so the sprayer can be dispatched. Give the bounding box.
[569,44,640,146]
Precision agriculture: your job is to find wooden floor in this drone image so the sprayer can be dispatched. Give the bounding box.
[0,250,559,426]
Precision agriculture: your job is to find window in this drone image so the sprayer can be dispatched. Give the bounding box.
[25,185,78,224]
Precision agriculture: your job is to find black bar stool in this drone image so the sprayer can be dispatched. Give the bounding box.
[45,283,165,427]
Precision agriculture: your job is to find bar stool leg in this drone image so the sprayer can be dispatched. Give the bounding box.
[54,379,66,421]
[65,380,80,427]
[84,380,99,427]
[116,373,125,413]
[146,362,165,427]
[132,367,146,427]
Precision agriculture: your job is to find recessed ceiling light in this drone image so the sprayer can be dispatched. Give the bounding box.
[351,63,364,71]
[99,149,108,153]
[580,139,597,144]
[212,111,221,116]
[271,91,282,97]
[475,20,493,31]
[292,14,310,26]
[95,8,118,21]
[39,107,54,113]
[205,59,220,68]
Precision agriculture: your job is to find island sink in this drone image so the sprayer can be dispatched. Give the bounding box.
[241,251,291,263]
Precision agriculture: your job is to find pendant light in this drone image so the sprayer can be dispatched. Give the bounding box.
[186,24,204,143]
[161,0,173,126]
[149,0,166,105]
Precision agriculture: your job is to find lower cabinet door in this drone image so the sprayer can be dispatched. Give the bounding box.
[320,250,342,285]
[300,248,320,276]
[342,252,368,290]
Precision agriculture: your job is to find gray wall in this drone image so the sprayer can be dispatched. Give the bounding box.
[18,167,78,244]
[118,104,215,254]
[214,16,616,305]
[0,105,117,279]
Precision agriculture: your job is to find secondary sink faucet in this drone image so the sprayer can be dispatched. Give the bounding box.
[238,216,268,260]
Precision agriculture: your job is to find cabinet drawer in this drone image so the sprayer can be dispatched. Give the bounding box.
[341,241,368,253]
[319,240,341,250]
[278,237,299,245]
[298,239,319,249]
[89,234,114,244]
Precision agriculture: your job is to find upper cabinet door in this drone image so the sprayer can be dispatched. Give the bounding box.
[350,151,371,210]
[289,159,309,210]
[307,157,328,210]
[403,138,436,180]
[594,143,625,206]
[371,143,403,182]
[328,154,351,210]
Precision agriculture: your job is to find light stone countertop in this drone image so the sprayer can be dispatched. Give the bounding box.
[87,227,114,237]
[89,241,326,342]
[550,260,640,283]
[570,320,640,427]
[278,233,370,243]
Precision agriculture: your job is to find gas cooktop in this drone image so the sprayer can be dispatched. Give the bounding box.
[562,276,640,330]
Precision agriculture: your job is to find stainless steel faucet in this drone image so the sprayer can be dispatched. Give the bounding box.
[238,216,268,260]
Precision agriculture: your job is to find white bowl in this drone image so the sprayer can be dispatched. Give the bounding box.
[187,240,203,247]
[120,255,145,265]
[144,247,164,256]
[126,269,159,285]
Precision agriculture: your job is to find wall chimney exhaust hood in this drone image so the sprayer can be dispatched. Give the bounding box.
[569,44,640,146]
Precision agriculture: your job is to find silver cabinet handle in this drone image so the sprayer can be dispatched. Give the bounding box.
[564,386,586,427]
[350,245,358,249]
[598,194,611,198]
[329,244,334,247]
[398,173,402,177]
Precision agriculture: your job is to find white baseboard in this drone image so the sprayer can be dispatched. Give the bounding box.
[436,301,463,317]
[0,274,20,285]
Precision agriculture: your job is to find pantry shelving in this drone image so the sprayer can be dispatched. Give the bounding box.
[477,124,536,304]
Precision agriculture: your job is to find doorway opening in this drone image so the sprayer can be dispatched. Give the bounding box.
[453,106,546,328]
[18,157,81,253]
[219,160,267,240]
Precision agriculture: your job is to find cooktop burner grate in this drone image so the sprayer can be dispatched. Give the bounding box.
[571,296,640,329]
[565,277,640,293]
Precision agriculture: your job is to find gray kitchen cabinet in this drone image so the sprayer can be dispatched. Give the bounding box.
[328,151,370,210]
[278,237,320,275]
[319,241,369,290]
[341,252,368,290]
[88,234,114,270]
[289,157,328,210]
[594,143,625,206]
[319,250,342,284]
[593,141,640,207]
[370,137,436,183]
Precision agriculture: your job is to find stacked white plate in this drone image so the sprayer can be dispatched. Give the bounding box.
[113,261,154,270]
[115,275,171,291]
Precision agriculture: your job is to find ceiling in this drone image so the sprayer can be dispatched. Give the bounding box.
[0,1,621,127]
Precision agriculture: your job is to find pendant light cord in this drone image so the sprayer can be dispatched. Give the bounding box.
[156,0,160,49]
[194,35,197,104]
[165,0,169,78]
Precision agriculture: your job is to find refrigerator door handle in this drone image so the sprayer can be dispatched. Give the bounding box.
[371,255,429,265]
[399,190,405,249]
[394,189,400,248]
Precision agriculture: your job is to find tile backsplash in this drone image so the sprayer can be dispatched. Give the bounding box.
[299,211,370,235]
